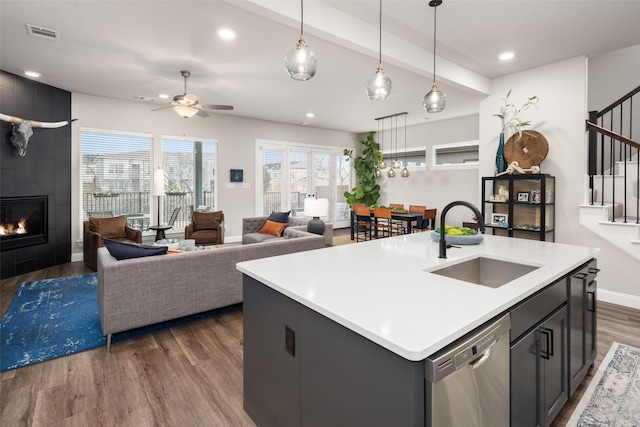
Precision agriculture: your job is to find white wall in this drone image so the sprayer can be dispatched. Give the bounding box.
[71,93,359,253]
[588,44,640,111]
[377,114,480,227]
[479,55,640,300]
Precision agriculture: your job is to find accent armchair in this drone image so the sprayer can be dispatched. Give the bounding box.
[84,215,142,270]
[185,210,225,246]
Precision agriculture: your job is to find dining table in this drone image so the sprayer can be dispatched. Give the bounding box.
[350,209,423,240]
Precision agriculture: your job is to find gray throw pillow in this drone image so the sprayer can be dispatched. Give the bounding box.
[268,211,290,223]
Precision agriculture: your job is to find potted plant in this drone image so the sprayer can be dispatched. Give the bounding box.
[343,132,382,207]
[493,90,539,174]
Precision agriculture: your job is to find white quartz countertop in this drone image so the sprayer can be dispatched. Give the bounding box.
[237,233,599,361]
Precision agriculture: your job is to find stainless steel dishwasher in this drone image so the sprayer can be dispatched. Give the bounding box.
[425,313,511,427]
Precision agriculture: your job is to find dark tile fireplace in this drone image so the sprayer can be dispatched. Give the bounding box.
[1,70,71,279]
[0,196,48,252]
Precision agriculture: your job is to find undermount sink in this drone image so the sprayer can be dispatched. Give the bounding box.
[426,256,539,288]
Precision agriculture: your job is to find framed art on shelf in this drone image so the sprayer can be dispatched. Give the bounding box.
[491,213,508,226]
[530,189,541,203]
[517,192,529,202]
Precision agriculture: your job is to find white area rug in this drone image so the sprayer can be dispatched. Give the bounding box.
[567,342,640,426]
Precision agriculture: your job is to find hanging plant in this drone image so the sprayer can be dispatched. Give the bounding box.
[343,132,382,207]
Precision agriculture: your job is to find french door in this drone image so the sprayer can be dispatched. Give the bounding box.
[256,141,351,228]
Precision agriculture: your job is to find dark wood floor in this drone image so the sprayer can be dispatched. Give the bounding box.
[1,260,639,426]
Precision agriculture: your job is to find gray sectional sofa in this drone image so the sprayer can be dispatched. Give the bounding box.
[97,227,326,350]
[242,215,333,246]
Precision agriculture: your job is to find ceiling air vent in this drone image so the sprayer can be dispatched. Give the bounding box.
[26,24,60,41]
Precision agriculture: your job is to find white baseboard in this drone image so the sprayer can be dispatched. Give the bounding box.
[598,289,640,310]
[71,252,83,263]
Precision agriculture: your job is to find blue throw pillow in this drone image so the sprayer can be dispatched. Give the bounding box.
[268,211,291,223]
[103,239,168,260]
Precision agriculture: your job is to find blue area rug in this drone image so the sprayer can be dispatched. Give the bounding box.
[567,342,640,426]
[1,274,241,372]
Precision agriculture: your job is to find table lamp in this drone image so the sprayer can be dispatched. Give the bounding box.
[304,196,329,235]
[152,167,165,225]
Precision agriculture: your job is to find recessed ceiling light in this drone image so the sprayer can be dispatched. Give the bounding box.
[218,28,235,40]
[24,70,41,78]
[306,113,314,118]
[159,93,170,99]
[499,52,515,61]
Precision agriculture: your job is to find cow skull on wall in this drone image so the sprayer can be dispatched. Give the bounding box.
[0,113,76,157]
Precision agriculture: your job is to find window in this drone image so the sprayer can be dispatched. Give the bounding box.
[256,140,351,228]
[381,147,427,168]
[80,128,152,230]
[432,141,479,169]
[162,136,218,231]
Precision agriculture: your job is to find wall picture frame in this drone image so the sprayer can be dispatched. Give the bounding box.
[517,192,530,202]
[491,213,508,226]
[230,169,243,183]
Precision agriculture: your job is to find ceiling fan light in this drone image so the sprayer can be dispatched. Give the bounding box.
[423,84,447,113]
[174,105,198,118]
[366,66,392,101]
[285,38,317,81]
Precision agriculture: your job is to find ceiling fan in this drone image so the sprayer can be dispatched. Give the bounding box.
[153,70,234,118]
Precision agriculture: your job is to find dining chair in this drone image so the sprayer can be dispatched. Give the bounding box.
[423,208,437,231]
[354,204,373,242]
[373,207,402,238]
[390,203,405,210]
[409,205,427,231]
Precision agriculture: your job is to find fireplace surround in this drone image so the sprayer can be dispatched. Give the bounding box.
[0,196,48,252]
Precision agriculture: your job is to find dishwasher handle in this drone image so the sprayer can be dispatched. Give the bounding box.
[470,347,491,370]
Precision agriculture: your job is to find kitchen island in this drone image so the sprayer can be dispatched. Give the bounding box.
[237,232,599,426]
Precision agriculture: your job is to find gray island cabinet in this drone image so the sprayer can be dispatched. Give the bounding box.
[237,233,599,427]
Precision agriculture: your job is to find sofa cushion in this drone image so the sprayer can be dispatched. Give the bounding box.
[259,220,287,237]
[90,215,128,239]
[268,211,290,223]
[103,239,168,260]
[192,210,223,231]
[243,233,279,244]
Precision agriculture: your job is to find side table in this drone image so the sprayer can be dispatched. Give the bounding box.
[149,225,172,241]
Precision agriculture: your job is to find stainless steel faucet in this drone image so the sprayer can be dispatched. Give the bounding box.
[439,201,485,259]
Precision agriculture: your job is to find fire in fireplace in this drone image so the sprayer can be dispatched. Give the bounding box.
[0,196,48,251]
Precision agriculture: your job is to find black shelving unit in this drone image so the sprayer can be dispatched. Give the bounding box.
[482,174,555,241]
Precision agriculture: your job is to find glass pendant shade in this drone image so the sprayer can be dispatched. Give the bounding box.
[375,167,382,178]
[423,84,447,113]
[401,166,410,178]
[379,158,387,169]
[366,66,392,101]
[392,158,400,169]
[285,38,317,81]
[387,167,396,178]
[174,105,198,118]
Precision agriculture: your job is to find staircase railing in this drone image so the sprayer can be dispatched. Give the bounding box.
[587,85,640,223]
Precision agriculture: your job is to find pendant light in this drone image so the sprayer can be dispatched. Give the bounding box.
[423,0,446,113]
[365,0,392,100]
[401,114,410,177]
[285,0,318,81]
[387,116,396,177]
[392,115,401,169]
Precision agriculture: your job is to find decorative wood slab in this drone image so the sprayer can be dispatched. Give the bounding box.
[504,130,548,169]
